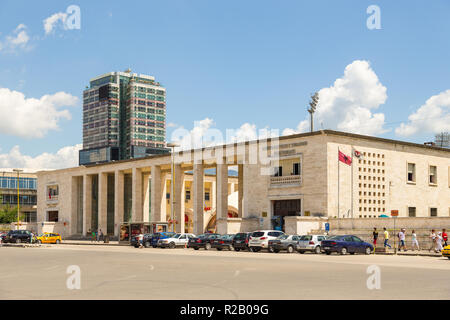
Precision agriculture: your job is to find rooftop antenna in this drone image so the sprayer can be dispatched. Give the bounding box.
[307,92,319,132]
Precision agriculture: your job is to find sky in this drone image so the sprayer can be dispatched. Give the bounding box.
[0,0,449,170]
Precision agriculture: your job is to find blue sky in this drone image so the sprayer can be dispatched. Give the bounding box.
[0,0,449,169]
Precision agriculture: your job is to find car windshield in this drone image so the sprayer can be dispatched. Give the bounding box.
[299,235,312,241]
[327,236,344,240]
[172,234,181,239]
[252,232,265,237]
[278,235,289,240]
[234,233,246,239]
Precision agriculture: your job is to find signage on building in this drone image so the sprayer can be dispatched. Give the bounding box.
[262,211,267,217]
[325,223,330,232]
[391,210,399,217]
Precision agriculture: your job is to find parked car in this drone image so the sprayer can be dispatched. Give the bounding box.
[3,230,34,243]
[232,232,252,251]
[321,235,373,255]
[36,233,62,244]
[130,233,153,248]
[248,230,285,252]
[212,234,235,251]
[150,232,177,248]
[297,234,328,254]
[268,234,301,253]
[158,233,196,248]
[442,244,450,260]
[188,233,221,250]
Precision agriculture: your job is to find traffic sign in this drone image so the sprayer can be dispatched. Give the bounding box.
[391,210,399,217]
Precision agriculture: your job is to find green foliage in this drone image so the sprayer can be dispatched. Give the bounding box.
[0,205,24,224]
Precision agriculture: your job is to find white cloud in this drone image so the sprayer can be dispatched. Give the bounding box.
[284,60,388,136]
[0,24,30,52]
[0,144,82,172]
[0,88,78,138]
[395,90,450,137]
[43,12,68,35]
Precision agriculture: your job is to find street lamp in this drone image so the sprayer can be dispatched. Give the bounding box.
[167,142,180,232]
[12,169,23,230]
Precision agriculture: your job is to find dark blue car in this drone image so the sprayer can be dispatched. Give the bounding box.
[150,232,176,248]
[321,235,373,255]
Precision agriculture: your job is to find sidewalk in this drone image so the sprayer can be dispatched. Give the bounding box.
[60,240,121,246]
[374,248,442,257]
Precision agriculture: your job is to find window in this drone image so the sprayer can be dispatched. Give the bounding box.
[292,163,300,175]
[407,163,416,183]
[273,166,282,177]
[185,190,191,201]
[430,208,437,217]
[408,207,416,217]
[429,165,437,184]
[47,211,59,222]
[205,192,210,201]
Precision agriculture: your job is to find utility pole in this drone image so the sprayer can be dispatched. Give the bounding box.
[307,92,319,132]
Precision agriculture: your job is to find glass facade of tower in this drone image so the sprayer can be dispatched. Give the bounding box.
[79,71,169,165]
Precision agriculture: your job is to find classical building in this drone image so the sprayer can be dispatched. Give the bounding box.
[1,171,37,224]
[79,70,169,165]
[37,130,450,238]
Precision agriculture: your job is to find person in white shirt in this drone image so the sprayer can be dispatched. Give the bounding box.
[398,229,407,252]
[138,233,144,249]
[436,232,443,253]
[411,230,419,251]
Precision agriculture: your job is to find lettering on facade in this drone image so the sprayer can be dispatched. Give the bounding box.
[265,141,307,151]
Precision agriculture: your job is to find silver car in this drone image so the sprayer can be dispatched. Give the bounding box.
[296,234,327,254]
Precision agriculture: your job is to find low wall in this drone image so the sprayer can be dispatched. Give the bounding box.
[328,217,450,231]
[216,218,260,234]
[9,222,38,233]
[284,216,328,235]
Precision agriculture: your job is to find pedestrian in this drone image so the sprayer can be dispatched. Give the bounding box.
[91,230,96,242]
[411,230,419,251]
[383,227,391,249]
[372,227,378,248]
[138,232,144,249]
[97,229,101,242]
[429,229,436,252]
[398,228,407,252]
[442,229,448,247]
[436,232,443,253]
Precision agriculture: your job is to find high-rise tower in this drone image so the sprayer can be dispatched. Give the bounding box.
[79,70,169,165]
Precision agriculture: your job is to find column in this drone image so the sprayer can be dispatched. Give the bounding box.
[173,164,185,233]
[98,172,108,234]
[82,174,92,236]
[114,170,124,237]
[70,176,78,235]
[160,174,168,221]
[143,173,150,222]
[238,164,243,217]
[193,163,204,235]
[132,167,143,222]
[216,162,228,219]
[150,165,162,221]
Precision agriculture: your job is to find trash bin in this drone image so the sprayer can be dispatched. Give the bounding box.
[104,235,109,243]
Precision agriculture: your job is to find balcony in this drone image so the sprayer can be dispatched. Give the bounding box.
[270,175,302,187]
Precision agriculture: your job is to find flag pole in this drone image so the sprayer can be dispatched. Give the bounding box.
[337,147,340,219]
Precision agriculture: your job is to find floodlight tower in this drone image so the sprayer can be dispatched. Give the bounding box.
[307,92,319,132]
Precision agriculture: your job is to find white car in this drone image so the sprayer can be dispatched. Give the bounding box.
[248,230,285,252]
[296,234,328,254]
[158,233,196,248]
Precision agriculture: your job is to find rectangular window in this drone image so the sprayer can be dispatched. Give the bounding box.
[408,207,416,217]
[430,208,437,217]
[407,163,416,183]
[47,211,59,222]
[273,166,282,177]
[185,190,191,201]
[205,192,210,201]
[293,163,300,175]
[429,165,437,184]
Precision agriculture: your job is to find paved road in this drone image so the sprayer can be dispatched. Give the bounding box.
[0,245,449,299]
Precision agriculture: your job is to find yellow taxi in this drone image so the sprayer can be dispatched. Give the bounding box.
[36,233,62,244]
[443,245,450,260]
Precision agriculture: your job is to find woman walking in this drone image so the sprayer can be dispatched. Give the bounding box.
[411,230,419,251]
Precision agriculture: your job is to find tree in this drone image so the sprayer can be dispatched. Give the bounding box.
[0,195,24,224]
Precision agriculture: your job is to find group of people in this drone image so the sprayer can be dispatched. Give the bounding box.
[88,229,104,242]
[372,227,447,252]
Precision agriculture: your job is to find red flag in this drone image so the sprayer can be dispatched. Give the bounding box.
[339,151,352,166]
[354,149,362,158]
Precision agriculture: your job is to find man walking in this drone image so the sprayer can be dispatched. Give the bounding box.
[398,228,407,252]
[442,229,448,247]
[429,230,436,252]
[383,227,391,249]
[372,228,379,248]
[411,230,419,251]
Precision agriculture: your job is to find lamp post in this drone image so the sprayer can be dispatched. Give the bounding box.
[167,142,180,232]
[12,169,23,230]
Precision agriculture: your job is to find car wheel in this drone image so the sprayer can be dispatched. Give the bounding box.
[365,247,372,255]
[254,248,261,252]
[234,248,240,252]
[340,247,348,255]
[273,249,280,253]
[56,240,60,244]
[194,247,199,250]
[134,245,139,248]
[298,250,305,254]
[314,246,321,254]
[152,245,157,248]
[16,239,21,244]
[350,252,355,255]
[205,243,211,250]
[325,251,331,255]
[287,246,294,254]
[144,241,151,248]
[216,247,222,251]
[447,257,450,260]
[169,242,175,249]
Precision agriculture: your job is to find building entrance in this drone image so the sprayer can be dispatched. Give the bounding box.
[272,199,301,231]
